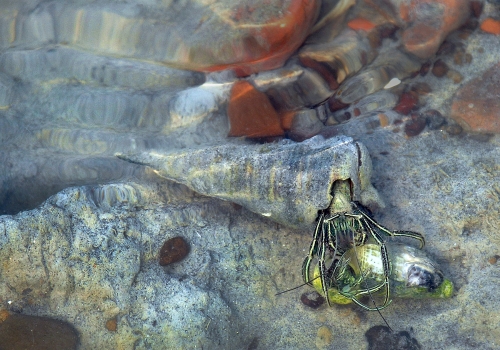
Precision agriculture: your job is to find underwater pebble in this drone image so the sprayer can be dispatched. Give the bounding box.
[423,109,446,130]
[450,62,500,133]
[105,317,117,332]
[0,313,79,350]
[432,59,450,77]
[405,113,427,137]
[300,291,325,309]
[288,109,324,142]
[447,69,463,84]
[227,81,284,138]
[480,18,500,35]
[159,236,190,266]
[394,92,419,115]
[444,123,464,135]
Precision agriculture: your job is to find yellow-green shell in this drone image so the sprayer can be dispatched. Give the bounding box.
[311,243,454,305]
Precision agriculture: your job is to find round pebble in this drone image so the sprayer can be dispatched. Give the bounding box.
[423,109,446,130]
[105,317,118,332]
[159,236,190,266]
[404,113,427,137]
[432,59,449,77]
[444,124,463,136]
[300,291,325,309]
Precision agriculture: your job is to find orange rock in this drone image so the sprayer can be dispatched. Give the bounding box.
[227,81,284,138]
[450,63,500,133]
[199,0,321,76]
[347,18,376,31]
[480,18,500,35]
[400,0,470,59]
[280,110,296,131]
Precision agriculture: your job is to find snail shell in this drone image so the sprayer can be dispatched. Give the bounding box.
[117,135,384,230]
[313,243,453,305]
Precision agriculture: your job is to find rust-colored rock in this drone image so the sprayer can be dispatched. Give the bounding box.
[404,113,427,137]
[394,91,419,115]
[400,0,471,59]
[347,18,376,31]
[227,81,284,138]
[450,63,500,133]
[480,18,500,35]
[196,0,321,75]
[159,236,190,266]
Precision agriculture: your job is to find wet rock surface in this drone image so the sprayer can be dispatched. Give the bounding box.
[1,130,500,348]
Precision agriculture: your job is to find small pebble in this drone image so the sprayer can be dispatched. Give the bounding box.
[105,317,118,332]
[300,291,325,309]
[488,255,499,264]
[432,59,449,77]
[159,236,190,266]
[447,70,464,84]
[288,109,324,142]
[444,124,463,136]
[378,113,389,128]
[327,97,349,112]
[404,113,427,137]
[481,18,500,35]
[394,92,419,115]
[423,109,446,130]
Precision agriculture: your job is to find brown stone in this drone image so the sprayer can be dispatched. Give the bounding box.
[432,59,449,77]
[105,317,118,332]
[394,91,419,115]
[159,236,190,266]
[400,0,470,59]
[300,291,325,309]
[404,113,427,137]
[227,81,284,138]
[0,313,79,350]
[450,63,500,133]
